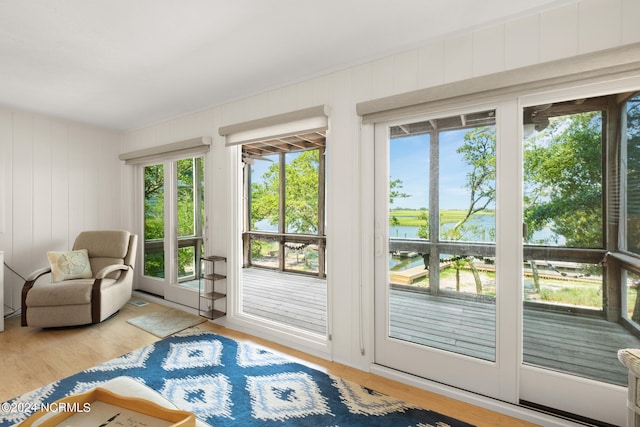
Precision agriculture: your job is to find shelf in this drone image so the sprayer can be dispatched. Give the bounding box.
[200,291,226,300]
[199,255,226,320]
[199,309,226,320]
[203,272,226,281]
[202,255,226,262]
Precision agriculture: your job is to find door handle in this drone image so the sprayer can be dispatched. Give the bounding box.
[375,233,384,257]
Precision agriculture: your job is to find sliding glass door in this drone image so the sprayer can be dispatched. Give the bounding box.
[138,156,205,308]
[373,83,640,426]
[374,105,506,398]
[518,89,640,424]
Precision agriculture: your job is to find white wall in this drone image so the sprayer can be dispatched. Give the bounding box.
[0,109,124,312]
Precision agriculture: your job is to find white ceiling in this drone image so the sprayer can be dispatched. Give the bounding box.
[0,0,575,131]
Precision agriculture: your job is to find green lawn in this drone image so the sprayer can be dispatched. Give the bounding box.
[390,209,494,226]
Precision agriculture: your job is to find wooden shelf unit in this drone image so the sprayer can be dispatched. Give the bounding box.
[199,255,226,319]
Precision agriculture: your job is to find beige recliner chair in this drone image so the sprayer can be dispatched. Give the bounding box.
[21,230,138,328]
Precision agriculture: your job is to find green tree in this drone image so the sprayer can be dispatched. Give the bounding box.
[524,112,602,248]
[176,158,204,275]
[144,164,164,241]
[417,210,429,239]
[285,150,320,233]
[523,112,602,295]
[451,127,496,237]
[250,160,280,231]
[413,127,496,293]
[450,256,466,292]
[625,95,640,253]
[144,164,165,277]
[448,127,496,294]
[417,127,496,242]
[251,150,320,234]
[143,157,204,278]
[390,178,410,205]
[389,178,410,226]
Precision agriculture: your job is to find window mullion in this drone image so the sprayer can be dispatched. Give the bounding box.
[318,147,326,278]
[429,129,440,293]
[279,152,286,271]
[243,163,252,268]
[605,103,621,321]
[194,157,203,279]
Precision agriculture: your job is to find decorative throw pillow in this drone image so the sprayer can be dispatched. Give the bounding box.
[47,249,93,282]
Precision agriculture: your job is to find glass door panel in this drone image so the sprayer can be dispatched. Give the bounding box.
[138,156,205,305]
[522,101,607,382]
[386,111,497,361]
[140,163,165,295]
[176,157,205,290]
[519,90,640,426]
[375,108,502,398]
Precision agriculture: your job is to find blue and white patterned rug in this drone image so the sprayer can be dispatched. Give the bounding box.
[0,330,474,426]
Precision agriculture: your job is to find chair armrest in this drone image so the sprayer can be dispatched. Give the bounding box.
[25,266,52,282]
[22,266,52,326]
[95,264,129,280]
[619,348,640,377]
[89,264,131,324]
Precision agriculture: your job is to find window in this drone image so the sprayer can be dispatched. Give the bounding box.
[176,157,205,282]
[624,93,640,254]
[518,92,640,321]
[522,97,606,312]
[388,110,496,299]
[120,136,210,303]
[384,109,497,361]
[243,132,326,278]
[621,93,640,327]
[516,91,640,387]
[143,162,165,279]
[143,156,205,287]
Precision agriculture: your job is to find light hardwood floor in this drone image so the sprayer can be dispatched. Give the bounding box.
[0,300,537,427]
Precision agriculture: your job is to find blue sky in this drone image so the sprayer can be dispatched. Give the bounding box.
[249,153,278,183]
[390,129,480,210]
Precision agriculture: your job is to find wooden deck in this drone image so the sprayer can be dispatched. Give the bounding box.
[241,267,640,386]
[242,268,328,335]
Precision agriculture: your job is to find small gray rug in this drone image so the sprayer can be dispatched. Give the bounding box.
[126,308,206,338]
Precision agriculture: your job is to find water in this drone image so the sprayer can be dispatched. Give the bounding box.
[390,225,422,239]
[256,217,562,252]
[390,216,562,245]
[254,219,278,232]
[390,215,495,241]
[390,253,425,270]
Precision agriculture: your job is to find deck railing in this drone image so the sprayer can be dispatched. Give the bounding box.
[143,236,204,281]
[243,231,326,278]
[389,238,617,316]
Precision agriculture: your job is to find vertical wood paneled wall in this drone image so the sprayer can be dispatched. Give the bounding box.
[0,110,123,312]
